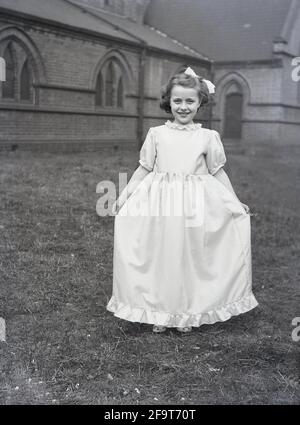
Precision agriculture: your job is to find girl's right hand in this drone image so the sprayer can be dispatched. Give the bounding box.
[240,202,250,213]
[112,199,124,215]
[112,200,119,215]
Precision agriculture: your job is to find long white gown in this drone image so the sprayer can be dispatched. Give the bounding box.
[106,120,258,328]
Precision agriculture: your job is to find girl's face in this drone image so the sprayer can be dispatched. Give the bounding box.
[170,85,201,125]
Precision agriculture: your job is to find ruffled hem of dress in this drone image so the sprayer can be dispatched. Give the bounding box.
[106,293,259,328]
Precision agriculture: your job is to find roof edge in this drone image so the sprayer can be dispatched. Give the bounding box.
[0,6,140,48]
[62,0,146,45]
[65,0,211,61]
[279,0,300,42]
[144,23,212,62]
[0,0,212,62]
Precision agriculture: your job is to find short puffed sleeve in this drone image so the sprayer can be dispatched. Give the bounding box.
[139,127,157,171]
[205,130,227,175]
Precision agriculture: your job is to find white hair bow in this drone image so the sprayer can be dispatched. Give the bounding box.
[184,66,216,94]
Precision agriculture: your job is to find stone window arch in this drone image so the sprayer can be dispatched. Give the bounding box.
[95,57,127,109]
[214,72,251,139]
[0,27,46,105]
[0,41,34,103]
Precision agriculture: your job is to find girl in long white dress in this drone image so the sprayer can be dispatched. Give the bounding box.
[107,67,258,333]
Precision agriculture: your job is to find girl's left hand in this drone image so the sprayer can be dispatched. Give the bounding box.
[112,200,120,215]
[240,202,250,213]
[112,198,125,215]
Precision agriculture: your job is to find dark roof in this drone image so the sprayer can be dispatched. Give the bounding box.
[67,0,209,60]
[145,0,293,62]
[0,0,210,61]
[0,0,137,43]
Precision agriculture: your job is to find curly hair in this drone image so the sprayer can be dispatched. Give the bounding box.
[160,68,211,114]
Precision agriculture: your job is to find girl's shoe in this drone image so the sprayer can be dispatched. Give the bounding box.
[153,325,167,333]
[176,326,192,333]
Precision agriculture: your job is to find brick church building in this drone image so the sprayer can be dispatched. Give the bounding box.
[0,0,211,150]
[0,0,299,149]
[146,0,300,145]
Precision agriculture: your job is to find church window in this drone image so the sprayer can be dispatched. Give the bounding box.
[2,44,15,99]
[20,59,32,101]
[95,58,125,109]
[95,71,103,106]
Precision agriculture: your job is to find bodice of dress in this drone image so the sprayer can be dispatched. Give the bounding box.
[139,120,227,176]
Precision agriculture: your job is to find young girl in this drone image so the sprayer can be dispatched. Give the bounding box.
[107,67,258,333]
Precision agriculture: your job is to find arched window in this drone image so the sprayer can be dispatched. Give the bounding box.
[105,61,114,106]
[95,57,126,108]
[95,71,103,106]
[0,31,42,105]
[2,44,15,99]
[20,59,32,101]
[117,77,123,107]
[224,92,243,138]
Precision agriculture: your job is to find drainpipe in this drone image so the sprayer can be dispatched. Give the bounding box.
[137,43,147,149]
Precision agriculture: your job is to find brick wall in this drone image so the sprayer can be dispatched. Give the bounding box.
[0,109,139,151]
[0,14,211,150]
[212,60,300,144]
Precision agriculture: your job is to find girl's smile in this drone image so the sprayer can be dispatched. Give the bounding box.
[170,85,201,125]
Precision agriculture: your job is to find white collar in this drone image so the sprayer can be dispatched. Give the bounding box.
[165,120,202,131]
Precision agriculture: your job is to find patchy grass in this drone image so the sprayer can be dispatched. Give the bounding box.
[0,142,299,405]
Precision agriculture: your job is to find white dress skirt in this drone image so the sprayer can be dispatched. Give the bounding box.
[106,120,258,328]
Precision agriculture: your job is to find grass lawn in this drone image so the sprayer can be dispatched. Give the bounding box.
[0,142,299,405]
